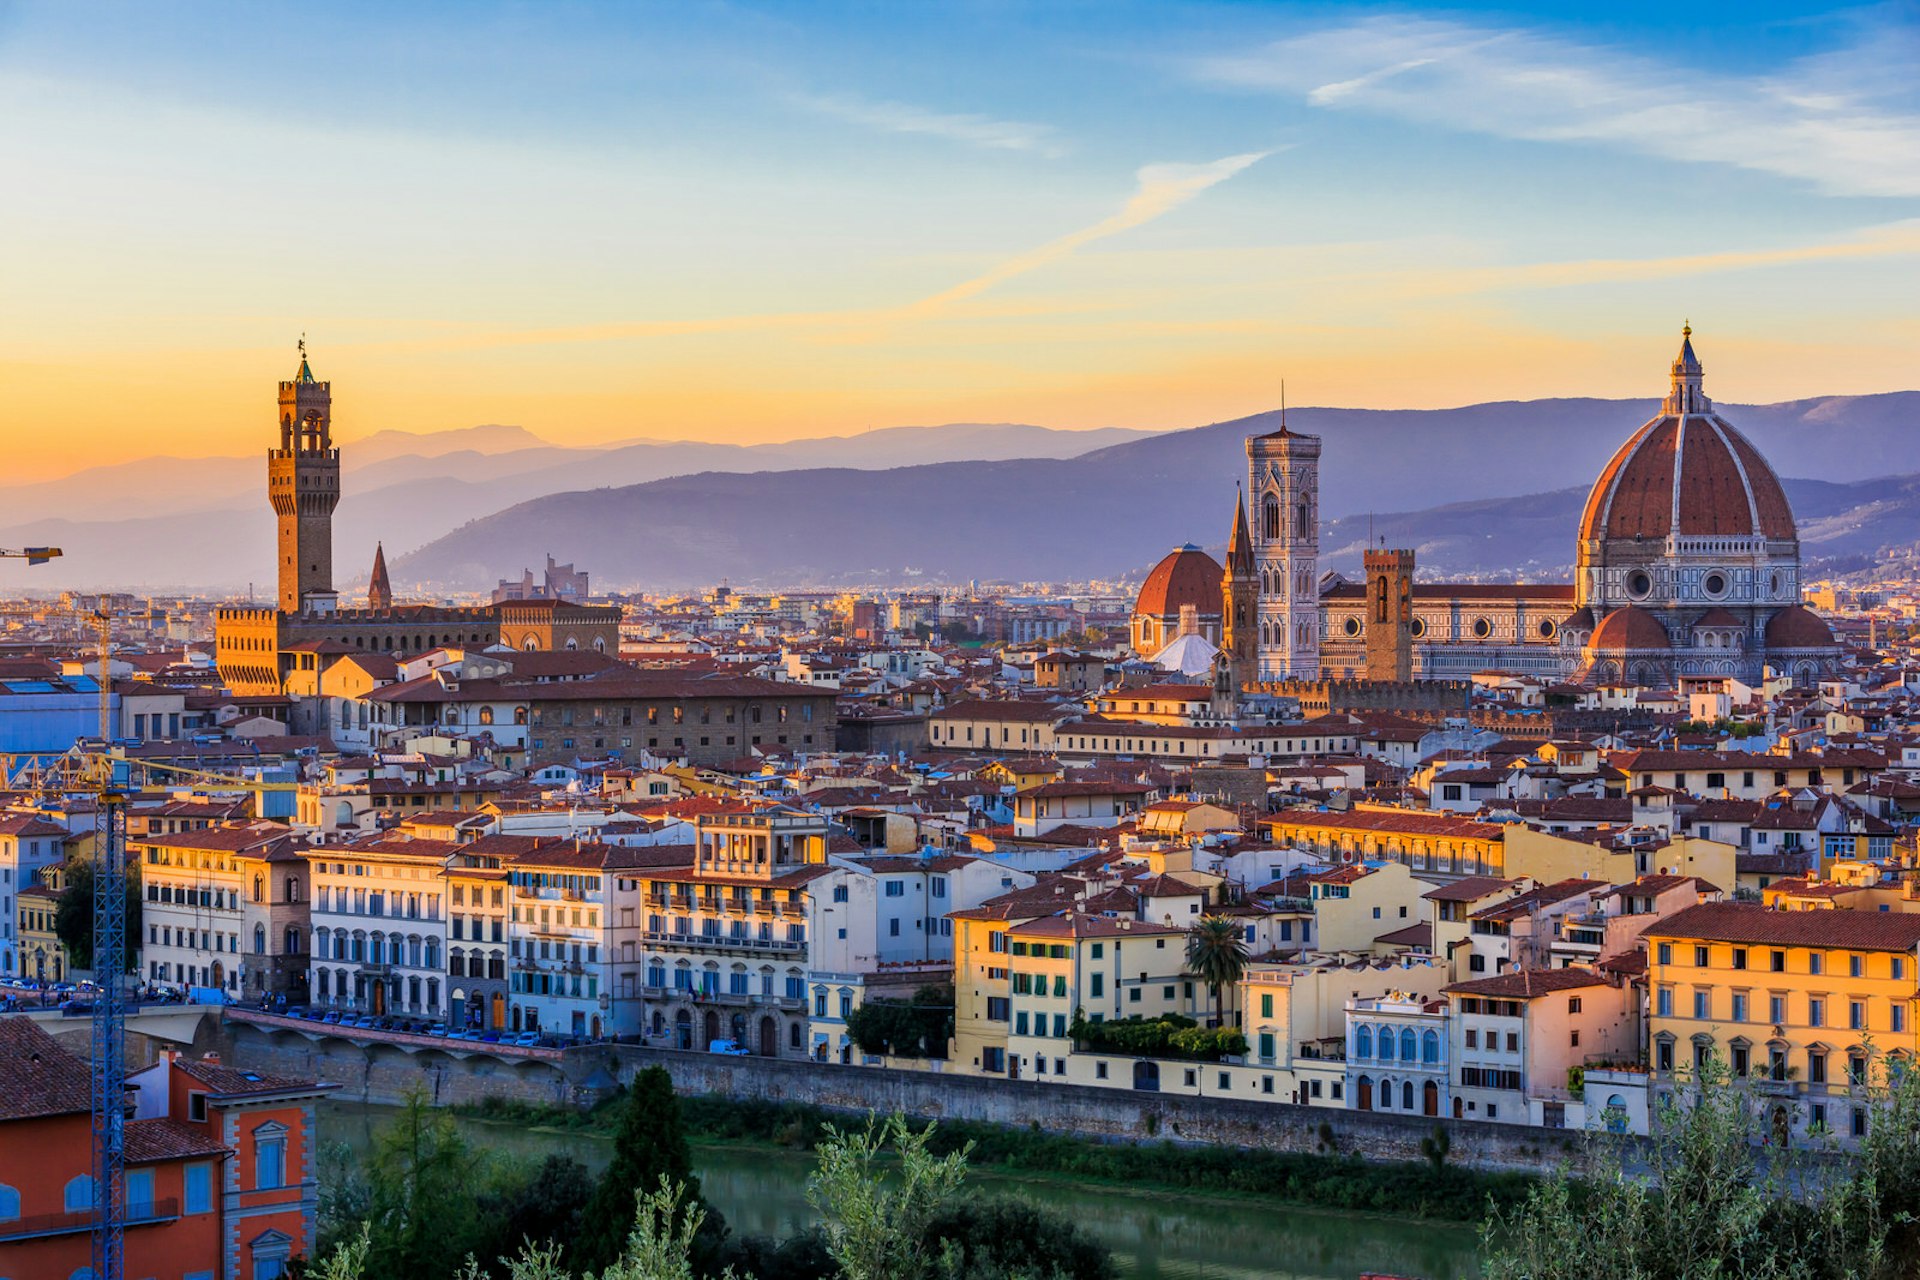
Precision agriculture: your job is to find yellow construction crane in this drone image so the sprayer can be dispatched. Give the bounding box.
[0,546,62,565]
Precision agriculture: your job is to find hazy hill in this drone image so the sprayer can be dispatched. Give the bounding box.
[392,394,1920,591]
[10,393,1916,591]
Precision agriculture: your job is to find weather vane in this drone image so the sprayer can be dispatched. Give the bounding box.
[298,332,307,359]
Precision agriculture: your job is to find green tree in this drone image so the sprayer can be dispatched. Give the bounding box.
[1482,1053,1920,1280]
[926,1199,1118,1280]
[54,856,140,974]
[364,1091,489,1277]
[807,1114,971,1280]
[475,1153,596,1268]
[844,984,954,1059]
[1183,915,1249,1029]
[577,1068,713,1274]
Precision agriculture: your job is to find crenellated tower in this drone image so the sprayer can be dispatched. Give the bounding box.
[1246,418,1321,679]
[269,344,340,614]
[1363,546,1416,681]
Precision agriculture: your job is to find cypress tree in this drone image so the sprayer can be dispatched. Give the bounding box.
[577,1067,709,1271]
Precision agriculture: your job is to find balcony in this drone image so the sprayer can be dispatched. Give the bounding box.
[0,1199,180,1243]
[641,930,804,956]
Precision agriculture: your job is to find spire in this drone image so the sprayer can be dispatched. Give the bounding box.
[1663,323,1708,415]
[1227,486,1255,575]
[296,333,316,385]
[367,541,392,609]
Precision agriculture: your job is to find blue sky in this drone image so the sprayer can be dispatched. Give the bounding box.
[0,0,1914,475]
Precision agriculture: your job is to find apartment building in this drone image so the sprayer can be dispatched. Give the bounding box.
[629,809,877,1055]
[307,837,451,1018]
[1443,967,1637,1127]
[0,814,68,978]
[138,821,309,1001]
[1644,901,1920,1143]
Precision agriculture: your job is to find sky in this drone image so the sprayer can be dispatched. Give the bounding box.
[1,0,1917,480]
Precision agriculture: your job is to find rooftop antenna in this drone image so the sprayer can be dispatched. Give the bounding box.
[1280,379,1287,430]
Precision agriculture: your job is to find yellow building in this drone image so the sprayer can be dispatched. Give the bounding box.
[1645,902,1920,1144]
[17,862,70,984]
[1264,807,1508,879]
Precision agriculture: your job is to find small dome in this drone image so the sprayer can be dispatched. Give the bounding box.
[1135,545,1224,619]
[1765,606,1835,650]
[1590,606,1670,651]
[1559,606,1596,632]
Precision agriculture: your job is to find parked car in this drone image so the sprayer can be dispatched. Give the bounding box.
[512,1031,542,1048]
[321,1010,343,1025]
[708,1039,751,1056]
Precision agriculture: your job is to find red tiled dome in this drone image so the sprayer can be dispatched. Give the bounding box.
[1765,606,1835,650]
[1590,606,1670,651]
[1135,545,1224,618]
[1579,414,1797,544]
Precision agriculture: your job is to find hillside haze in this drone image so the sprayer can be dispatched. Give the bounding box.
[394,392,1920,591]
[8,393,1914,591]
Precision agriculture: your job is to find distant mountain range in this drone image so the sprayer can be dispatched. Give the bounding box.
[9,393,1916,591]
[393,393,1920,591]
[0,422,1154,592]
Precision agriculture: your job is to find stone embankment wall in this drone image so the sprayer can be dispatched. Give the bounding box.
[225,1019,1621,1176]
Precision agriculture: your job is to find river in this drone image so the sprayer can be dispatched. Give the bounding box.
[319,1101,1483,1280]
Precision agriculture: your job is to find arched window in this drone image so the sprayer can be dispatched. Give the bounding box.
[479,706,494,726]
[1403,1080,1415,1110]
[514,707,528,725]
[65,1175,94,1213]
[1400,1028,1417,1062]
[1378,1026,1395,1061]
[0,1182,19,1221]
[1355,1025,1372,1058]
[285,927,301,955]
[1375,575,1390,625]
[253,875,264,903]
[253,924,266,954]
[1261,494,1280,540]
[1422,1029,1440,1064]
[1297,500,1310,538]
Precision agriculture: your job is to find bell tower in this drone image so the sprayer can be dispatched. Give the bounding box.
[1363,547,1416,682]
[269,342,340,615]
[1246,413,1321,680]
[1221,488,1258,695]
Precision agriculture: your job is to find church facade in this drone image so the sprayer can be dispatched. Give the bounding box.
[216,352,618,700]
[1135,330,1840,689]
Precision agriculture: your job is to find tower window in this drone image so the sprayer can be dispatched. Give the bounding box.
[1262,495,1280,541]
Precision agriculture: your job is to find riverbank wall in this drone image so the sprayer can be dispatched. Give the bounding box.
[223,1018,1620,1176]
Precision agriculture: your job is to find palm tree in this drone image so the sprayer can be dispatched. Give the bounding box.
[1185,914,1250,1029]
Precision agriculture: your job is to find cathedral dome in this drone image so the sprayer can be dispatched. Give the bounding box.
[1590,605,1670,651]
[1135,545,1224,619]
[1765,605,1835,650]
[1578,331,1796,545]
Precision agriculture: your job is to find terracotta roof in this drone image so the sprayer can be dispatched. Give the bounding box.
[1766,606,1837,651]
[0,1019,93,1121]
[1268,808,1505,841]
[1591,606,1670,652]
[1445,967,1611,998]
[1578,399,1796,543]
[174,1057,326,1099]
[125,1117,231,1165]
[0,814,71,838]
[1646,902,1920,952]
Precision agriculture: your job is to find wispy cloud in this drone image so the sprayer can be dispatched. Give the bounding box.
[907,151,1273,313]
[368,151,1273,353]
[1197,16,1920,197]
[792,91,1065,156]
